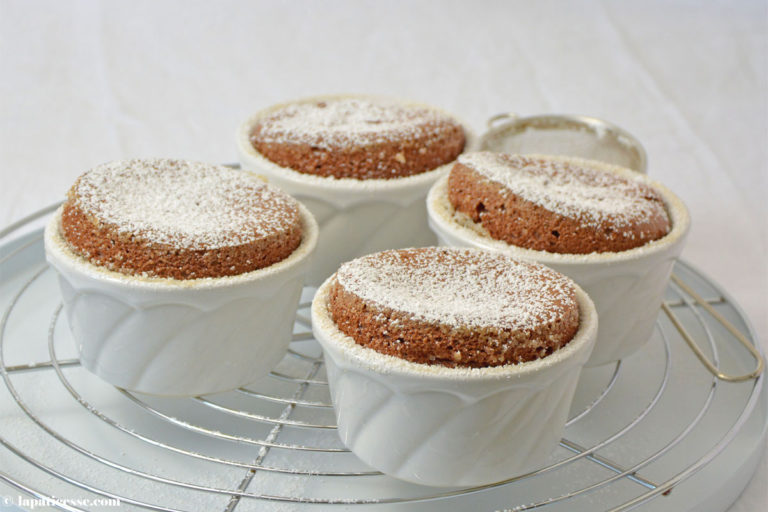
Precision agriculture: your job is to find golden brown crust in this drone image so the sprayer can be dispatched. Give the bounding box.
[448,161,671,254]
[327,248,580,368]
[59,159,304,280]
[249,99,466,180]
[61,200,302,280]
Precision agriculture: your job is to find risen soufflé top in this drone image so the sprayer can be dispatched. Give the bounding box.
[249,97,466,180]
[328,247,580,368]
[448,152,671,254]
[60,159,303,280]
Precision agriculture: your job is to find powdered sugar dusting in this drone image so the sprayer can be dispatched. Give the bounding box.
[459,152,669,229]
[70,159,300,250]
[335,247,577,331]
[252,98,459,149]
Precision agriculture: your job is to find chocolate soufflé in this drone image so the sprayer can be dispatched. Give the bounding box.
[60,159,303,280]
[328,247,580,368]
[448,152,671,254]
[249,97,466,180]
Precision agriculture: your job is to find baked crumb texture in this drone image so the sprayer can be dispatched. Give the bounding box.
[250,97,465,180]
[61,158,303,280]
[448,152,671,254]
[328,247,580,368]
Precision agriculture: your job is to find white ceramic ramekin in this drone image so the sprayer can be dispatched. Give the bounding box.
[237,94,476,286]
[427,158,690,366]
[311,275,598,487]
[44,204,318,396]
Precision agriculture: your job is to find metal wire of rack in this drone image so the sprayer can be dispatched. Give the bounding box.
[0,205,765,512]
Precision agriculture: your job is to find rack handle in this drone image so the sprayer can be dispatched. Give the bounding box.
[486,112,519,129]
[662,274,764,382]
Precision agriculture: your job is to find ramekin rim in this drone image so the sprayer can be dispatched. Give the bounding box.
[426,154,691,265]
[236,93,477,192]
[44,203,318,290]
[311,269,598,381]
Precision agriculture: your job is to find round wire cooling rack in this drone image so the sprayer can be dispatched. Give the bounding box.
[0,205,765,512]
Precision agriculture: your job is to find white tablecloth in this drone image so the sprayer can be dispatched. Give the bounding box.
[1,1,766,510]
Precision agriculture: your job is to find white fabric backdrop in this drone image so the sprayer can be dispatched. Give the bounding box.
[1,1,766,510]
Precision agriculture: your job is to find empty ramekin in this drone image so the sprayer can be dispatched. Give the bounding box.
[427,165,690,366]
[44,205,318,396]
[312,275,598,487]
[237,94,476,286]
